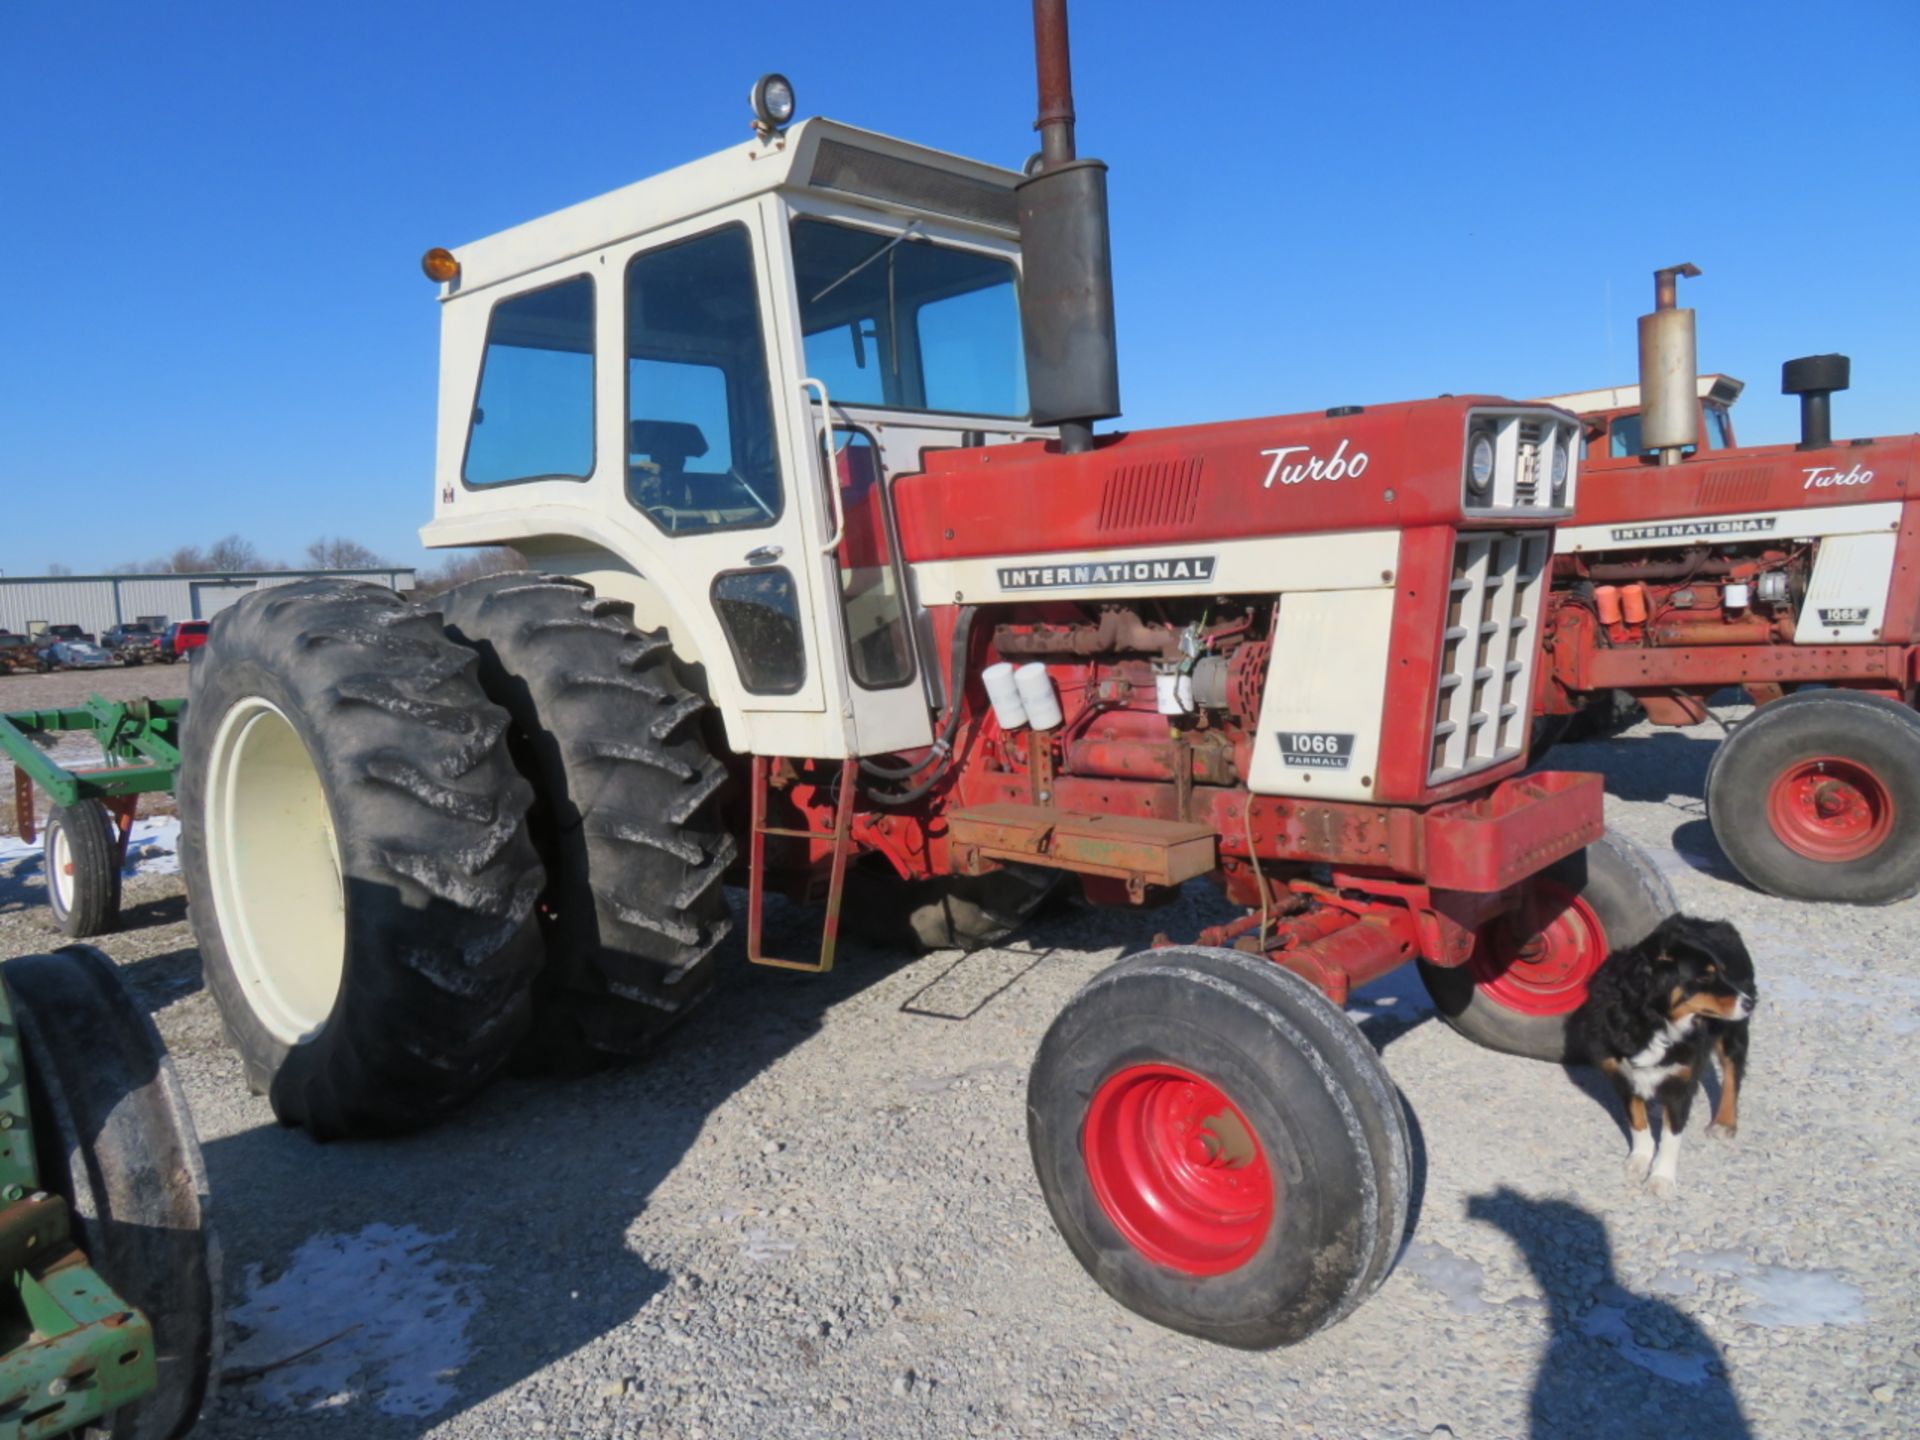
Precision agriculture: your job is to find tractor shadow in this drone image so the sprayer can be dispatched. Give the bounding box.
[1468,1187,1751,1438]
[191,890,928,1439]
[1540,730,1723,806]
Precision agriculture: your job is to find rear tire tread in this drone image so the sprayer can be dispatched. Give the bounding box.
[438,573,735,1066]
[180,579,546,1138]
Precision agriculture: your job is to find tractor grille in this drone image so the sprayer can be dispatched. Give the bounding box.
[1463,408,1580,516]
[1429,530,1551,785]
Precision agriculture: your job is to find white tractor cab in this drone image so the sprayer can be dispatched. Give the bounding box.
[1541,373,1746,466]
[421,112,1044,764]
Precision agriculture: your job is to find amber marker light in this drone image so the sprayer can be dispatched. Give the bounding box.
[421,247,460,283]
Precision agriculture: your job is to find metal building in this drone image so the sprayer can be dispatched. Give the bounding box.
[0,569,416,638]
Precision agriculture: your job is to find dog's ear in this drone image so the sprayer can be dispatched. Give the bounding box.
[1695,917,1755,981]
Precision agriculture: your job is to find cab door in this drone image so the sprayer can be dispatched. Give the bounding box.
[609,208,835,745]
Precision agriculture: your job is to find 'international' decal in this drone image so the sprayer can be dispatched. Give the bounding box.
[1608,517,1778,542]
[1276,731,1355,770]
[996,555,1218,590]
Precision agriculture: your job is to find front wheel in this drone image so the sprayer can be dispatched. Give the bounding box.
[1419,832,1676,1062]
[1706,690,1920,905]
[1028,946,1409,1348]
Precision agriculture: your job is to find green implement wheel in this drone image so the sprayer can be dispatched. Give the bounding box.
[42,800,123,939]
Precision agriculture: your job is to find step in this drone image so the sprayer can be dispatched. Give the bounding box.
[946,803,1217,888]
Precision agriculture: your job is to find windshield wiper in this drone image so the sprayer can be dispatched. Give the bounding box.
[809,221,923,305]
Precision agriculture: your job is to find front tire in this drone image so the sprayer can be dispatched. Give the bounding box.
[1419,832,1676,1062]
[1705,690,1920,904]
[6,946,216,1440]
[179,580,545,1138]
[43,799,122,938]
[439,574,735,1067]
[1029,946,1410,1348]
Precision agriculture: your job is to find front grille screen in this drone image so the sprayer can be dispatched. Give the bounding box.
[1429,531,1550,784]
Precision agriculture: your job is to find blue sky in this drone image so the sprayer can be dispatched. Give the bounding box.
[2,1,1915,576]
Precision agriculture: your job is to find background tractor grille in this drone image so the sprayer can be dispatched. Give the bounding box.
[1429,531,1551,785]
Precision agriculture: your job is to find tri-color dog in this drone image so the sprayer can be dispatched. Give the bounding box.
[1568,915,1756,1197]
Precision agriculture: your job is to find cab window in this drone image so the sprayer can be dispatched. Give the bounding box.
[463,276,596,485]
[1703,404,1733,449]
[626,226,783,534]
[791,217,1027,419]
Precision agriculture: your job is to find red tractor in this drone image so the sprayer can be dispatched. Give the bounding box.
[176,2,1661,1347]
[1537,265,1920,903]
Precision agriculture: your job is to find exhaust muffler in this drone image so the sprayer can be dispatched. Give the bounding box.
[1637,263,1702,466]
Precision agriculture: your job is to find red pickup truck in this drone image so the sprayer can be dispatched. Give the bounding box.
[159,621,210,662]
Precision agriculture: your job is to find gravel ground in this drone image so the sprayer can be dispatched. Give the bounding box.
[1,699,1916,1440]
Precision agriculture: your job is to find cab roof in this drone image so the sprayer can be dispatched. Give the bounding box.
[439,118,1025,298]
[1539,373,1746,416]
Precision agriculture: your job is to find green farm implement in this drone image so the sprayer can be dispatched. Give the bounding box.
[1,699,183,938]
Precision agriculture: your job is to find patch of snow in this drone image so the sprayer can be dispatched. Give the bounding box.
[224,1224,486,1418]
[0,815,180,881]
[1578,1303,1713,1386]
[125,815,181,875]
[1398,1240,1493,1314]
[1674,1249,1866,1329]
[735,1226,796,1265]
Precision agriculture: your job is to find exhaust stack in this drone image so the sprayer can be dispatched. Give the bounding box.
[1781,353,1850,450]
[1637,263,1702,466]
[1017,0,1120,455]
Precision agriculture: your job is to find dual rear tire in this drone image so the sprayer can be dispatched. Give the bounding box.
[179,576,738,1137]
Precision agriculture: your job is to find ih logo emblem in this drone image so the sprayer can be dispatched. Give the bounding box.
[1276,731,1355,769]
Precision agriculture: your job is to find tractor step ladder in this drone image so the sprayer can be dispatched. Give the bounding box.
[745,754,857,974]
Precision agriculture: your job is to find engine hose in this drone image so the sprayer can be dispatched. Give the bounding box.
[859,606,977,783]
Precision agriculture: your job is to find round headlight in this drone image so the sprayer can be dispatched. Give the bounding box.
[1468,432,1496,494]
[1551,438,1570,495]
[751,73,796,129]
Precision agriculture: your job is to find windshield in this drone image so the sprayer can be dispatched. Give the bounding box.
[790,217,1027,420]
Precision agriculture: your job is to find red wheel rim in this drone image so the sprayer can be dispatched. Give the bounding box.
[1471,880,1608,1017]
[1766,756,1894,863]
[1082,1063,1274,1276]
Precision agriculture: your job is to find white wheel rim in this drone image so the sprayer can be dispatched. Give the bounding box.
[204,697,346,1045]
[48,823,74,914]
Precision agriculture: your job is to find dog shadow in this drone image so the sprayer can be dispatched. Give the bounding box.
[1468,1186,1752,1438]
